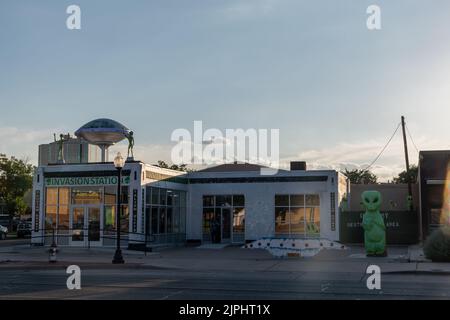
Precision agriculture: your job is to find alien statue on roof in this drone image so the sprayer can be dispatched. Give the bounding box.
[126,131,134,160]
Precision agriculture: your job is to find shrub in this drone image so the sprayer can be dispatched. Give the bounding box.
[424,226,450,262]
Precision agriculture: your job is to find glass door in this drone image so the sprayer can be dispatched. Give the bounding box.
[70,206,102,246]
[87,207,102,247]
[71,207,85,246]
[221,208,231,243]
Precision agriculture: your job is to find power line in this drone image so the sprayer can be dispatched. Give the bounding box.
[363,122,401,172]
[405,124,420,155]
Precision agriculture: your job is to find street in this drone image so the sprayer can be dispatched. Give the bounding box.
[0,244,449,300]
[0,267,449,300]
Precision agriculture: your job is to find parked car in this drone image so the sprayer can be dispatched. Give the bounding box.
[0,225,8,240]
[17,222,32,238]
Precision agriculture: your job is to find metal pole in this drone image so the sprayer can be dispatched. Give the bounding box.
[112,167,124,264]
[401,116,413,210]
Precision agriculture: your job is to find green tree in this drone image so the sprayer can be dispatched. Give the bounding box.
[393,165,418,184]
[0,154,35,217]
[342,168,378,184]
[156,160,190,172]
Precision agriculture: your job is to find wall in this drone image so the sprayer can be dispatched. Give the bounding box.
[348,183,419,212]
[187,172,340,242]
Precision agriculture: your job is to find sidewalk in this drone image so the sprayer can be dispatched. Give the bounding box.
[1,244,449,275]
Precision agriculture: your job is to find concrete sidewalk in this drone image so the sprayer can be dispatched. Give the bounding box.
[0,244,449,275]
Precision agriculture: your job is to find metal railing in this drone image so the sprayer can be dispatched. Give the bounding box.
[31,227,186,253]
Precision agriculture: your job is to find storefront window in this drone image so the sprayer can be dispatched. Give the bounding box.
[145,187,187,235]
[233,207,245,233]
[46,188,58,206]
[104,205,116,232]
[275,207,289,234]
[275,194,320,237]
[71,187,102,205]
[58,206,69,231]
[159,207,166,233]
[151,207,158,234]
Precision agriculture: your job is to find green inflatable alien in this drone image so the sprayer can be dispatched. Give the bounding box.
[361,191,387,257]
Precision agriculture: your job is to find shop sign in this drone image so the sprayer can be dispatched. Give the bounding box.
[45,176,130,187]
[34,190,40,232]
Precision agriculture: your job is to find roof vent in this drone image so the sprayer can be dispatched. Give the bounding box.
[290,161,307,171]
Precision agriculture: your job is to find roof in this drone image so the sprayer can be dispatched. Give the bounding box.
[198,163,275,173]
[76,118,129,131]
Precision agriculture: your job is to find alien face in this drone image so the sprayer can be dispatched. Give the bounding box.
[361,190,382,212]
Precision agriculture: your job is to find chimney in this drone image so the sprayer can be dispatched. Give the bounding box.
[290,161,307,171]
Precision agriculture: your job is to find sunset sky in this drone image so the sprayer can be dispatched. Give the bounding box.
[1,0,450,180]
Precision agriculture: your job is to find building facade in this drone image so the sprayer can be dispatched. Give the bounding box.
[38,135,101,166]
[418,150,450,238]
[32,162,347,248]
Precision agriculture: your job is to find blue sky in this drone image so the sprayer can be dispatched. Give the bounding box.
[1,0,450,180]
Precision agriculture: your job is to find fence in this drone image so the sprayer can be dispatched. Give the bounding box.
[31,227,186,250]
[339,211,419,245]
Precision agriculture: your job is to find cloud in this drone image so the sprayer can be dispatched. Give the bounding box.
[280,134,446,181]
[0,126,62,164]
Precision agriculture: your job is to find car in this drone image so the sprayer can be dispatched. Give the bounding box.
[16,222,31,238]
[0,225,8,240]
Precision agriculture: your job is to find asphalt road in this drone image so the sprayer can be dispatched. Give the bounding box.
[0,267,449,300]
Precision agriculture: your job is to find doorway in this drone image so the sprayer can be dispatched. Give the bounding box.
[70,206,102,247]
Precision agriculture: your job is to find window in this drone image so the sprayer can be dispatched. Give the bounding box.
[275,194,320,237]
[145,187,186,235]
[233,207,245,233]
[71,187,102,205]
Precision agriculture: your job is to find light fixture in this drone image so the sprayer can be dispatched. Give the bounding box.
[114,152,125,169]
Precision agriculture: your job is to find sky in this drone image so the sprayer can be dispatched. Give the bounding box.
[1,0,450,181]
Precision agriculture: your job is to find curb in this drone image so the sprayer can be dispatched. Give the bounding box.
[0,261,173,271]
[382,270,450,276]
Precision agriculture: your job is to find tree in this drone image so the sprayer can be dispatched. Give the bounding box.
[156,160,190,172]
[0,154,35,217]
[393,165,418,184]
[342,168,378,184]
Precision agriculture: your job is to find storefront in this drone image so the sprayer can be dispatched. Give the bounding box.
[32,161,347,248]
[32,161,188,248]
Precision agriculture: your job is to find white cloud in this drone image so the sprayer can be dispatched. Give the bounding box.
[280,134,446,181]
[0,126,62,164]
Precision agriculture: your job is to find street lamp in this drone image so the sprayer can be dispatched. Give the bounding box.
[112,152,125,264]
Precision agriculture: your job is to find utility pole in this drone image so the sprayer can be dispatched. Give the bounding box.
[401,116,413,210]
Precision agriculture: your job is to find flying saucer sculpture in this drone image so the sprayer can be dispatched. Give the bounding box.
[75,118,130,162]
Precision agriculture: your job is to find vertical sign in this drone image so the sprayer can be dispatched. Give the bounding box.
[132,189,138,233]
[34,190,40,232]
[330,192,336,231]
[141,189,145,234]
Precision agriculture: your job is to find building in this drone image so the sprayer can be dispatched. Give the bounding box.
[38,135,101,166]
[418,150,450,238]
[343,183,420,245]
[31,160,347,248]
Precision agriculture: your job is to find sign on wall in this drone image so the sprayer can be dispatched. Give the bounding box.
[34,190,40,232]
[340,211,419,245]
[132,189,138,233]
[45,176,130,187]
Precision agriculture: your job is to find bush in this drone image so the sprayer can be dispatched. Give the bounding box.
[424,226,450,262]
